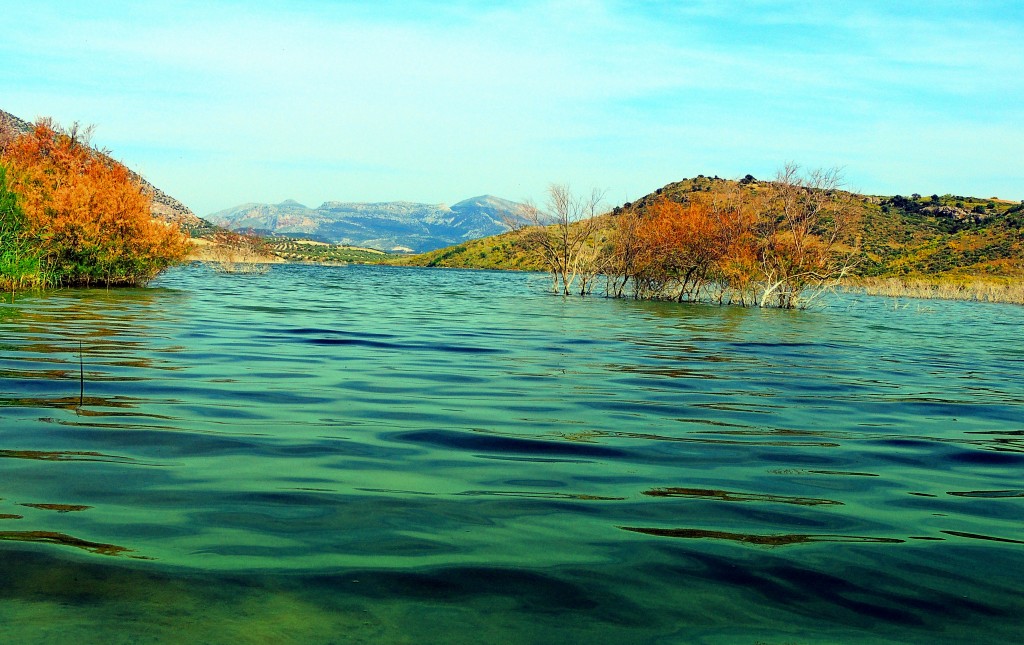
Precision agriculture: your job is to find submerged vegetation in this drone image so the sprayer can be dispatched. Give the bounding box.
[0,118,189,290]
[194,230,277,274]
[848,276,1024,305]
[403,167,859,308]
[604,166,857,308]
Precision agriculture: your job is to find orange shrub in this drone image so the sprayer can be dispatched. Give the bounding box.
[632,197,753,301]
[0,119,189,287]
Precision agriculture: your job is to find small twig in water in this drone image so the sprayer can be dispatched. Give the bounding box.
[79,340,84,407]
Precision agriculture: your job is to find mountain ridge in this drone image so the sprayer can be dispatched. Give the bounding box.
[208,194,525,253]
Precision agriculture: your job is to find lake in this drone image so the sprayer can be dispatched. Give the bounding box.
[1,263,1022,644]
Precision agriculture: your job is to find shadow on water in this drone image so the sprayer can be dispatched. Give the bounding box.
[619,526,904,545]
[2,542,1023,644]
[641,487,843,506]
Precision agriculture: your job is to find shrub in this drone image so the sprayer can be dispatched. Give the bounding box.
[0,165,45,289]
[0,119,189,287]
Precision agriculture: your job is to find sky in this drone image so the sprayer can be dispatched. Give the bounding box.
[2,0,1022,216]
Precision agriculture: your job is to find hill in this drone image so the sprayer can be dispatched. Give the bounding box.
[207,195,525,253]
[390,174,1024,280]
[638,175,1024,278]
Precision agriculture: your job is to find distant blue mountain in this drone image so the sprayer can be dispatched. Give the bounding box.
[207,195,526,253]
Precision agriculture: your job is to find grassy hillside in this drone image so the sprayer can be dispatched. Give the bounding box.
[386,228,549,271]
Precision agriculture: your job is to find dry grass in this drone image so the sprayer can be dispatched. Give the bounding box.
[847,276,1024,305]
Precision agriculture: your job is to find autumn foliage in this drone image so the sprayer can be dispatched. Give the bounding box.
[605,166,857,308]
[0,119,189,289]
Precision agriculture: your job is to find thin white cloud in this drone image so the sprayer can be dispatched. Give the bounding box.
[2,0,1021,213]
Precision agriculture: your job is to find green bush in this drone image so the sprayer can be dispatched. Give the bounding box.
[0,165,45,289]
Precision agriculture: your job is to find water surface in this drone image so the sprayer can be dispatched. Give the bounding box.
[1,264,1022,643]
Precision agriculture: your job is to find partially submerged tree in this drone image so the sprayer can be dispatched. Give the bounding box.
[604,204,650,299]
[601,166,858,308]
[756,164,859,308]
[635,199,735,301]
[518,184,606,295]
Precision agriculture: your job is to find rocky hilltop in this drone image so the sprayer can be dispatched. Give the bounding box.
[1,108,203,231]
[208,195,525,253]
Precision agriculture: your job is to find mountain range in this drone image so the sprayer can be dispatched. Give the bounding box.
[207,195,525,253]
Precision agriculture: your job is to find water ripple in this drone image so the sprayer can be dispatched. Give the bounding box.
[2,264,1023,641]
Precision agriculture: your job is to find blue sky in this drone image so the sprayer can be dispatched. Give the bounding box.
[3,0,1022,215]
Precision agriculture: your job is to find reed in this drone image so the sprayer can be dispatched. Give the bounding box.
[846,276,1024,305]
[79,340,84,408]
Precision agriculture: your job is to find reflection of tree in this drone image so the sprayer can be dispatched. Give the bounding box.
[0,288,187,415]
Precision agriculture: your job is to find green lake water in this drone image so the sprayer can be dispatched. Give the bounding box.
[1,263,1022,644]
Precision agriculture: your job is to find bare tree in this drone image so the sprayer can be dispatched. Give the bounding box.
[604,204,648,299]
[519,184,606,295]
[756,164,859,308]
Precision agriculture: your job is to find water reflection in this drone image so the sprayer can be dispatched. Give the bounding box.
[19,503,92,513]
[940,530,1024,545]
[642,487,843,506]
[457,490,626,501]
[619,526,905,545]
[947,490,1024,498]
[0,449,138,463]
[0,530,137,557]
